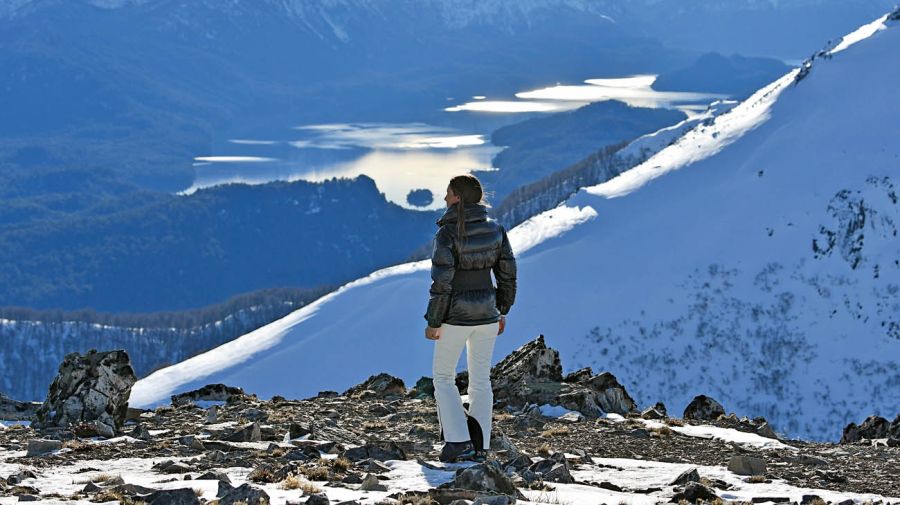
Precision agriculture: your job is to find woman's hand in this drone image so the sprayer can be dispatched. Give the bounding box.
[425,326,441,340]
[498,315,506,335]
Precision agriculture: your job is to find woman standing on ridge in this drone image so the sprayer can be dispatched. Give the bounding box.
[424,174,517,463]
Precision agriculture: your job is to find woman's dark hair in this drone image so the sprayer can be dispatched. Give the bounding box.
[448,174,491,253]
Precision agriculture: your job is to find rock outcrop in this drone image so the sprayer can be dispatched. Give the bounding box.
[487,335,637,416]
[841,415,893,444]
[683,394,726,421]
[344,373,406,399]
[171,384,246,407]
[34,350,137,436]
[0,393,40,421]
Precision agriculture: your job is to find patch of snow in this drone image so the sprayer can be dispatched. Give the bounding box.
[829,14,889,54]
[538,404,581,419]
[130,203,598,408]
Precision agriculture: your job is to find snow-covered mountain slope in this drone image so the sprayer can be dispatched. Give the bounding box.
[132,12,900,441]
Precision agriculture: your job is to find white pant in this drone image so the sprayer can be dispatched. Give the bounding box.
[432,321,500,450]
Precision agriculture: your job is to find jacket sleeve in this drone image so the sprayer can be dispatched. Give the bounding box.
[493,225,517,316]
[424,226,456,328]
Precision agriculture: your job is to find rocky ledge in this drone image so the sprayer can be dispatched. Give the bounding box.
[0,337,898,505]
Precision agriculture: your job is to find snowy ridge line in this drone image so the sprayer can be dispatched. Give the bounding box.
[585,8,897,203]
[129,204,598,407]
[828,13,890,55]
[583,69,799,200]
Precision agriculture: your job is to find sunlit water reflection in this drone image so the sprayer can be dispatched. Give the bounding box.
[187,75,727,209]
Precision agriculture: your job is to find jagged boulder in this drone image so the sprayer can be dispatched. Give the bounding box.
[728,455,767,476]
[841,415,891,443]
[441,459,526,501]
[171,384,245,407]
[570,372,637,415]
[345,373,406,398]
[0,393,40,421]
[34,350,136,436]
[528,452,574,483]
[670,482,719,503]
[488,335,636,416]
[218,483,269,505]
[410,377,435,399]
[683,395,725,421]
[141,488,200,505]
[341,441,407,462]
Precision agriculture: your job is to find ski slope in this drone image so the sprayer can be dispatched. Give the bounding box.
[132,13,900,441]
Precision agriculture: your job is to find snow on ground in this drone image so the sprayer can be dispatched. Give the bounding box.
[129,204,597,408]
[1,441,898,505]
[605,413,798,452]
[829,13,890,54]
[132,13,900,442]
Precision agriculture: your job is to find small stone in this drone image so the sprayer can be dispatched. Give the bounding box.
[641,407,666,420]
[218,483,270,505]
[162,462,193,474]
[288,422,313,439]
[670,467,700,485]
[800,495,823,505]
[473,496,510,505]
[360,473,387,491]
[82,481,103,493]
[798,454,828,466]
[134,424,152,440]
[446,460,522,499]
[629,428,650,438]
[26,439,63,457]
[342,473,363,484]
[369,404,395,417]
[728,455,767,476]
[341,441,407,462]
[141,488,201,505]
[196,471,231,484]
[225,422,261,442]
[306,494,330,505]
[243,407,268,421]
[217,480,235,498]
[206,406,218,424]
[670,482,718,503]
[367,459,392,474]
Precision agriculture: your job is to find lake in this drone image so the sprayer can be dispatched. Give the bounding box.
[186,75,725,210]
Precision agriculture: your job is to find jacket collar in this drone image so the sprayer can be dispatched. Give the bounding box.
[437,201,490,226]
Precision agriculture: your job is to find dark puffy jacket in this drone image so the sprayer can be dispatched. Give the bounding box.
[424,201,517,328]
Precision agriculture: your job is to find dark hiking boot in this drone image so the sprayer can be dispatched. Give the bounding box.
[439,441,476,463]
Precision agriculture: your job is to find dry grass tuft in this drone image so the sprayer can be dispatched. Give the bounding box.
[248,466,277,484]
[281,474,322,493]
[650,425,673,437]
[301,465,330,481]
[363,421,388,431]
[666,418,685,427]
[75,473,119,485]
[746,475,766,483]
[91,489,125,503]
[537,443,552,457]
[528,491,572,504]
[330,456,352,472]
[540,426,571,438]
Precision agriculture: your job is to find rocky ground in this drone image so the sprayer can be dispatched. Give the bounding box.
[1,339,898,505]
